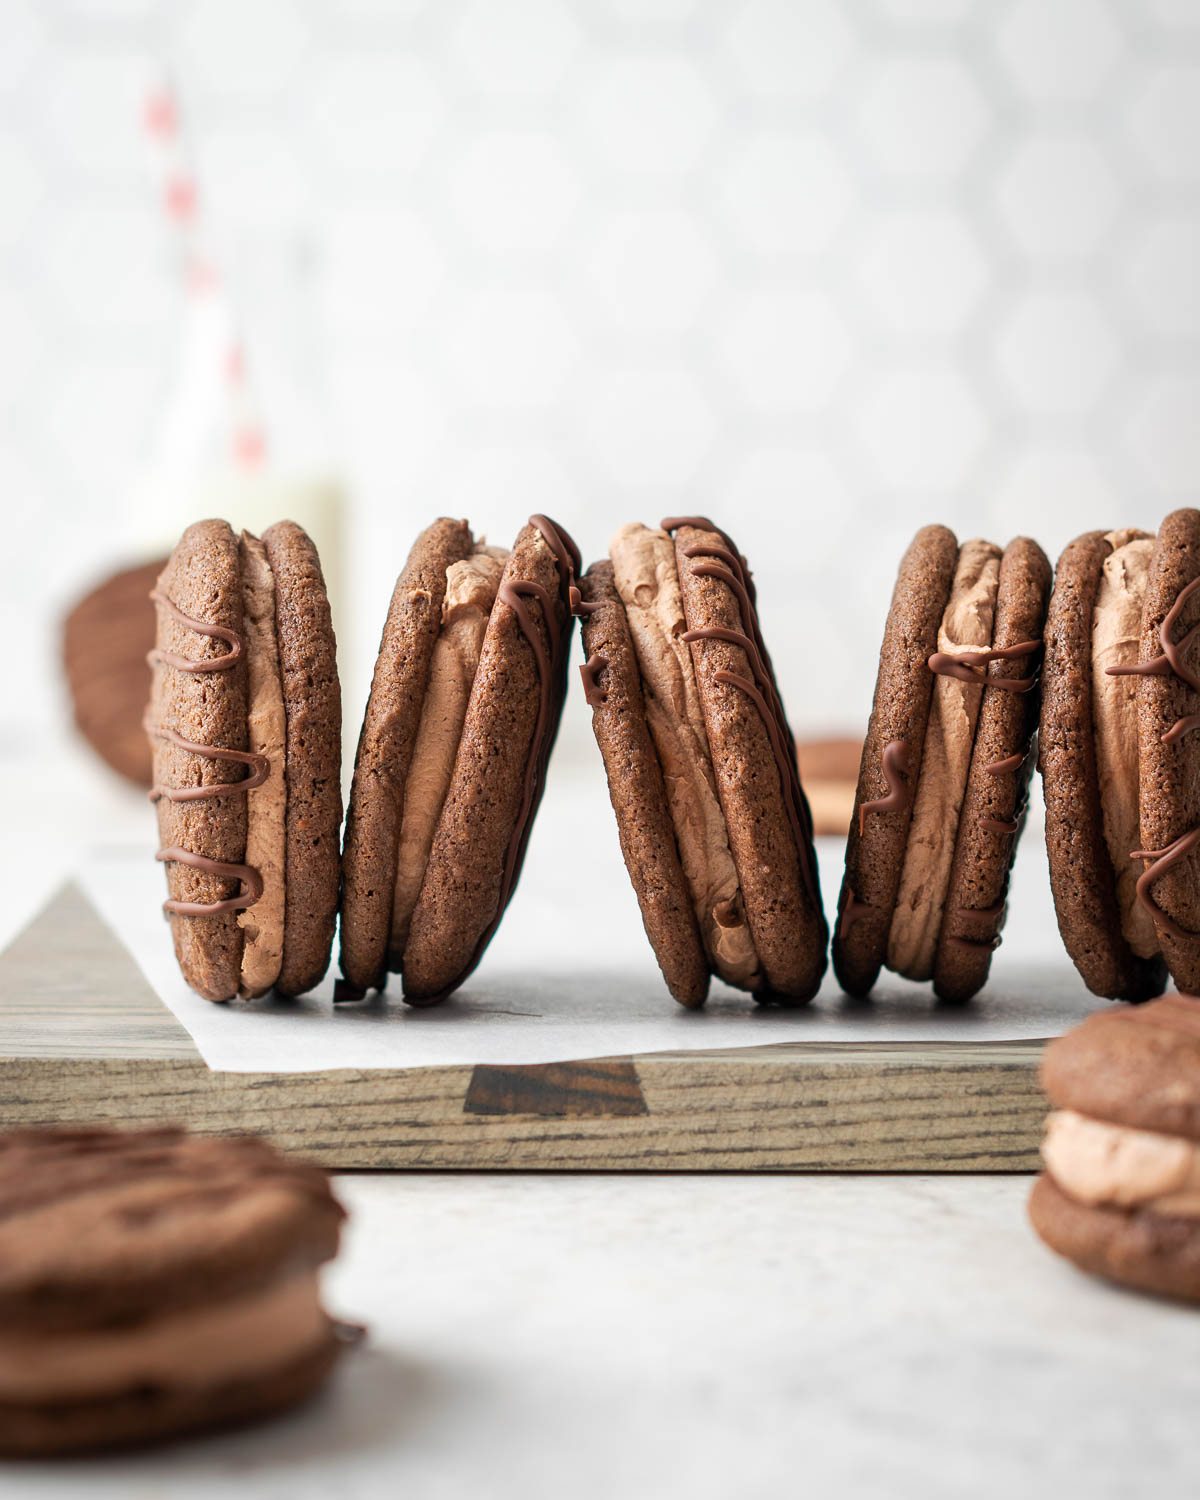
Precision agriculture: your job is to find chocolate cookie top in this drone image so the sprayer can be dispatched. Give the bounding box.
[579,560,709,1008]
[1135,508,1200,992]
[667,519,826,1001]
[1040,531,1167,1002]
[1041,993,1200,1141]
[933,536,1050,1001]
[261,521,342,996]
[834,524,959,997]
[402,517,580,1003]
[148,519,251,1002]
[340,518,475,992]
[0,1128,344,1335]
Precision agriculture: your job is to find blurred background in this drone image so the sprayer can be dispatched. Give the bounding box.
[2,0,1199,799]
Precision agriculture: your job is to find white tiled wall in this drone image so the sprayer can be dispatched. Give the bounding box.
[3,0,1199,763]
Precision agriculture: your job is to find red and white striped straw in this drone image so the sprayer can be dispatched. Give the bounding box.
[142,73,266,469]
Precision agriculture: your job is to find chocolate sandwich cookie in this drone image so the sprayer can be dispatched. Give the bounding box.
[578,518,826,1006]
[340,514,580,1004]
[1040,511,1200,1001]
[146,519,341,1002]
[1030,994,1200,1303]
[62,556,164,787]
[834,527,1051,1001]
[0,1127,351,1456]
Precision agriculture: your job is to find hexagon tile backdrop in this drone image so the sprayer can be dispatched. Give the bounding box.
[2,0,1199,759]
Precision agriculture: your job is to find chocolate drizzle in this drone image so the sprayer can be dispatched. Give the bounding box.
[1132,829,1200,942]
[155,847,264,916]
[661,515,820,909]
[979,816,1020,836]
[580,652,609,707]
[569,585,601,618]
[947,898,1007,952]
[148,590,243,672]
[421,514,580,1001]
[927,639,1042,693]
[1108,575,1200,693]
[144,716,269,803]
[858,739,909,838]
[837,885,871,939]
[148,586,266,918]
[984,751,1024,776]
[1109,574,1200,939]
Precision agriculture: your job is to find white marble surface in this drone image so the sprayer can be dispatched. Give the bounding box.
[3,1172,1197,1499]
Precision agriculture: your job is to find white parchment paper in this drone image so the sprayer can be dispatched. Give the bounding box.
[78,777,1108,1073]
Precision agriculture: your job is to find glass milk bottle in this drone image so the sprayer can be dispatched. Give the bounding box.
[126,235,347,636]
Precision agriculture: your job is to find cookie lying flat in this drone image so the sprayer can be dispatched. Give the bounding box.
[340,514,580,1004]
[146,520,342,1002]
[579,518,826,1006]
[834,527,1051,1001]
[1030,994,1200,1302]
[0,1127,350,1456]
[1041,512,1200,1001]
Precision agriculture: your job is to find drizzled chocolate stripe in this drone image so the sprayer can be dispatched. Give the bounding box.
[569,584,601,618]
[859,739,909,838]
[1132,829,1200,942]
[144,717,269,803]
[148,583,264,917]
[980,816,1020,835]
[580,653,609,707]
[155,847,263,916]
[148,590,243,672]
[836,885,871,939]
[927,639,1042,693]
[985,752,1025,776]
[1108,575,1200,694]
[1111,573,1200,937]
[662,515,820,909]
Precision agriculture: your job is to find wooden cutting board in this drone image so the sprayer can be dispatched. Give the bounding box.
[0,882,1046,1171]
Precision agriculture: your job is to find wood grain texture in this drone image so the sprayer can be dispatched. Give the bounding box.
[0,885,1049,1171]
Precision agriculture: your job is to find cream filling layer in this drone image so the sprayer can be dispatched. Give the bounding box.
[609,522,761,991]
[237,531,288,997]
[1043,1109,1200,1217]
[1092,530,1158,959]
[887,538,1001,980]
[390,545,507,964]
[0,1273,328,1403]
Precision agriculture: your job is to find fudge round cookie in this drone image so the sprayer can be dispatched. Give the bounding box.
[0,1127,350,1456]
[1040,511,1200,1001]
[579,518,826,1006]
[1030,993,1200,1302]
[146,519,341,1002]
[62,557,164,787]
[339,514,580,1005]
[834,527,1051,1000]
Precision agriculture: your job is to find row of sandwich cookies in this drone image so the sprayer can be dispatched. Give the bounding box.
[145,510,1200,1010]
